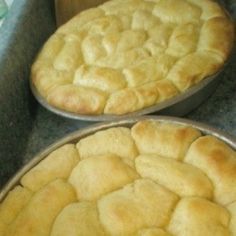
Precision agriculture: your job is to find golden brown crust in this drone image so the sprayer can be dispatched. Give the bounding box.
[104,81,160,115]
[198,16,235,61]
[1,120,236,235]
[50,202,106,236]
[97,179,179,235]
[131,120,201,160]
[21,144,80,192]
[227,201,236,235]
[73,65,127,93]
[31,0,234,115]
[168,197,230,236]
[47,84,107,114]
[166,51,222,91]
[76,127,138,165]
[5,179,76,236]
[137,228,172,236]
[0,186,32,236]
[188,0,228,20]
[185,135,236,205]
[135,154,213,199]
[104,80,179,115]
[68,153,139,201]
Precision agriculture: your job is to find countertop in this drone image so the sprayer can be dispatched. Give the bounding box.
[0,0,13,27]
[0,0,235,188]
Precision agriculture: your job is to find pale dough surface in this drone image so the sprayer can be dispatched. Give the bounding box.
[1,119,236,235]
[31,0,234,115]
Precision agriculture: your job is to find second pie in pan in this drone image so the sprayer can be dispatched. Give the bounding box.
[31,0,234,116]
[0,118,236,235]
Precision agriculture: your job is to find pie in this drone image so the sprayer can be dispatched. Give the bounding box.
[31,0,234,115]
[1,119,236,235]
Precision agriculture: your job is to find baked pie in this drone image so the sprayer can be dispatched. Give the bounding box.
[31,0,234,115]
[1,119,236,235]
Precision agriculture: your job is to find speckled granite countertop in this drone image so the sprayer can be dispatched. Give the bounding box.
[0,0,235,188]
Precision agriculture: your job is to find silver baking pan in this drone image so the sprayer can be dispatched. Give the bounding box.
[30,67,225,122]
[1,115,236,202]
[30,0,234,122]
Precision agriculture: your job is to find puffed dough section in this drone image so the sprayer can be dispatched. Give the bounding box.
[0,120,236,236]
[31,0,234,115]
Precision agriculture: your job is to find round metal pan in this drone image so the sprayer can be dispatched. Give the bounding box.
[1,115,236,202]
[30,0,234,122]
[30,67,224,122]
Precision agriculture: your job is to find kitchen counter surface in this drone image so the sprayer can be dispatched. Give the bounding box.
[0,0,235,188]
[0,0,13,27]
